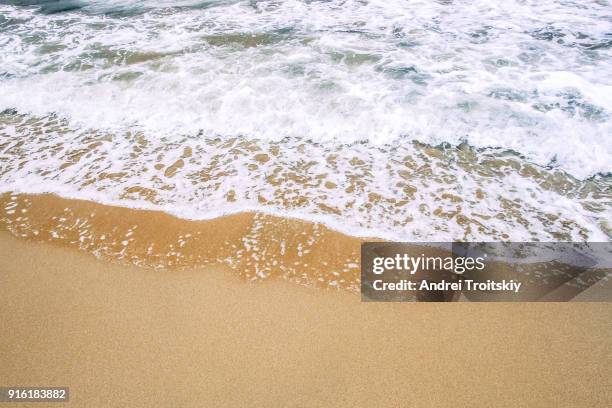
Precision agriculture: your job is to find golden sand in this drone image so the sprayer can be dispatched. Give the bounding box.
[1,232,611,407]
[2,192,610,302]
[0,192,368,291]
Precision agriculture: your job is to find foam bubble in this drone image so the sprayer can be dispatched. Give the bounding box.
[0,1,610,240]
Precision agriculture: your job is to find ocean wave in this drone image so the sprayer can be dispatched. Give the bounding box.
[0,0,610,240]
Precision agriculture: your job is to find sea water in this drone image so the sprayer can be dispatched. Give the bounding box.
[0,0,610,241]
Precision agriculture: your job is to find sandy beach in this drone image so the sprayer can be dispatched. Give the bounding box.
[1,231,611,407]
[1,1,611,406]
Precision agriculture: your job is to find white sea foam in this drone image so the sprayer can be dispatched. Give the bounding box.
[0,1,611,240]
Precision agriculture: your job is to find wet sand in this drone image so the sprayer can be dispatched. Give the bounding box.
[1,232,611,407]
[0,192,365,290]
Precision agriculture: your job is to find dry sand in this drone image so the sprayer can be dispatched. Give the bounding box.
[1,232,611,407]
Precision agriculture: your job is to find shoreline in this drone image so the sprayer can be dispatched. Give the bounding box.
[1,1,611,405]
[1,232,612,406]
[0,192,370,291]
[2,192,610,300]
